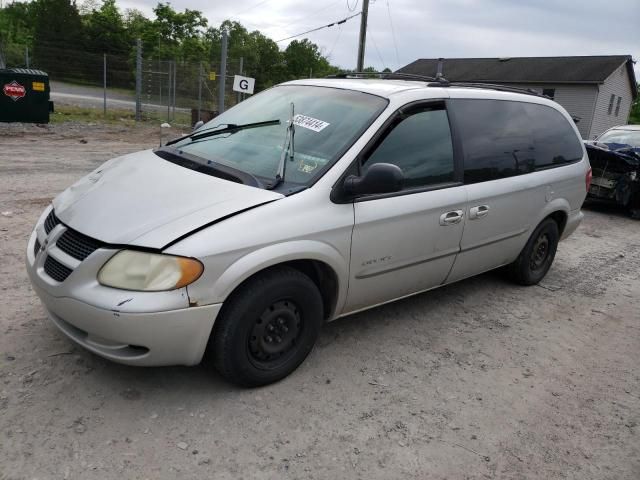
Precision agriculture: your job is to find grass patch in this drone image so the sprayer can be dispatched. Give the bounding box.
[50,105,192,127]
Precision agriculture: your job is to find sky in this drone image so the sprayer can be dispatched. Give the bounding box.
[117,0,639,77]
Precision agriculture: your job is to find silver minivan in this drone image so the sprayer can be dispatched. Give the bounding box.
[26,78,591,386]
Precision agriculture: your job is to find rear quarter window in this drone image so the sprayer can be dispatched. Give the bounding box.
[449,99,583,184]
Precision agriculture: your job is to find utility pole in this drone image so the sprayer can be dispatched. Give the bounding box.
[218,29,228,114]
[25,46,30,68]
[356,0,370,71]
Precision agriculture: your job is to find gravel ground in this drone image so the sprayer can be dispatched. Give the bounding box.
[0,123,639,480]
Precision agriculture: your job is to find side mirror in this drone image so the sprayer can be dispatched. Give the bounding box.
[344,163,404,196]
[193,120,205,132]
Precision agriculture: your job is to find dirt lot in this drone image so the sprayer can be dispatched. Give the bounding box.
[1,123,639,480]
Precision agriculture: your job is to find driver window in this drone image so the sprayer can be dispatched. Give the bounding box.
[363,106,455,189]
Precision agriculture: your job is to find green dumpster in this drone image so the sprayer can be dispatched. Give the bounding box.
[0,68,51,123]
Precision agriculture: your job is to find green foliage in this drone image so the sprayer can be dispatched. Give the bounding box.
[84,0,129,54]
[0,1,37,66]
[32,0,86,76]
[0,0,346,92]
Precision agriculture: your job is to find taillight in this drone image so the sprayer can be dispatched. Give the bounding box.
[585,167,592,192]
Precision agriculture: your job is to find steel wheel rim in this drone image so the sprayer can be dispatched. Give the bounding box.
[248,299,302,369]
[530,233,550,271]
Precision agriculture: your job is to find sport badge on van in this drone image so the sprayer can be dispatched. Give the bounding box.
[3,81,26,101]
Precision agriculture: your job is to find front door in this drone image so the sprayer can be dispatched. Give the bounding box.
[344,102,467,313]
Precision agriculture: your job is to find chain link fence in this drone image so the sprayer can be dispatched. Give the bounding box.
[140,58,249,127]
[2,40,258,128]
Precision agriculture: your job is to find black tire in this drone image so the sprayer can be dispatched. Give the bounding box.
[508,218,559,286]
[210,266,323,387]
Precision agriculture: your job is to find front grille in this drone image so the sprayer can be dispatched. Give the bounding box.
[44,210,60,234]
[44,256,73,282]
[34,239,41,256]
[56,228,104,261]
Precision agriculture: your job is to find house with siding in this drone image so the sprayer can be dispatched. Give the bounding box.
[397,56,637,139]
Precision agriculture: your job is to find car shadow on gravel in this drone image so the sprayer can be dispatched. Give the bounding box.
[54,269,511,395]
[582,199,635,219]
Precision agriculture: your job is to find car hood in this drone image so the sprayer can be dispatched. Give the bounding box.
[587,141,640,155]
[53,149,283,249]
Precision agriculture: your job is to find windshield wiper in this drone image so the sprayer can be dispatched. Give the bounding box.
[166,120,281,145]
[270,103,295,190]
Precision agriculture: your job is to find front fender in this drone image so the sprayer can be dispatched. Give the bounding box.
[198,240,350,317]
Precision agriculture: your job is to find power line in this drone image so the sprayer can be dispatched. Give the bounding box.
[386,0,400,67]
[284,0,343,30]
[327,24,344,59]
[276,12,362,43]
[367,26,387,70]
[235,0,271,16]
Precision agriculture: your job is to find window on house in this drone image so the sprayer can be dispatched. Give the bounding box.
[615,96,622,116]
[542,88,555,100]
[608,94,615,115]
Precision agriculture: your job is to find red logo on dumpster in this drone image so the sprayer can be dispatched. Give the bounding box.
[3,81,26,101]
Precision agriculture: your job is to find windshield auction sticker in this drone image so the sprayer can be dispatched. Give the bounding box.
[293,114,330,133]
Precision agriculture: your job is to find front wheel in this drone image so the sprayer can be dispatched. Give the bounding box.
[508,218,559,285]
[210,266,324,387]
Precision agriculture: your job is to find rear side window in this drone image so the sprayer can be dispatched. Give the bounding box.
[524,102,583,170]
[449,99,583,183]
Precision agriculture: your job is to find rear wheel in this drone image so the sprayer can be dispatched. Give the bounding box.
[210,266,323,387]
[508,218,559,285]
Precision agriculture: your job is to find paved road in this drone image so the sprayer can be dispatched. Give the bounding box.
[50,81,189,114]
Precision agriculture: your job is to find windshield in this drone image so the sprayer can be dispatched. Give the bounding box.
[171,85,388,187]
[597,129,640,148]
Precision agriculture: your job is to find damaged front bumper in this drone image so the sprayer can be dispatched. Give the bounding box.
[586,142,640,213]
[26,221,220,366]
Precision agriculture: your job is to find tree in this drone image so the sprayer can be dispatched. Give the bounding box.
[32,0,86,77]
[0,1,343,95]
[0,1,38,65]
[284,39,334,79]
[151,2,208,60]
[84,0,129,54]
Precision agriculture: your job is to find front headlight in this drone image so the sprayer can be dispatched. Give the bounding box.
[98,250,203,291]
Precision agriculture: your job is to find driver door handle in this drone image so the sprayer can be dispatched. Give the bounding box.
[440,210,464,226]
[469,205,490,220]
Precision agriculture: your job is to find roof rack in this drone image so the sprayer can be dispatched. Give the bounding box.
[326,71,438,82]
[325,71,550,98]
[446,82,547,98]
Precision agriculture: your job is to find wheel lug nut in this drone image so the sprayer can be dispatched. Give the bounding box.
[268,325,275,331]
[278,318,285,325]
[275,336,282,343]
[282,326,288,333]
[265,335,273,343]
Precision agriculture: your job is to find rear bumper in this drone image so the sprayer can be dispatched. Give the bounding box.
[31,280,221,366]
[561,209,584,241]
